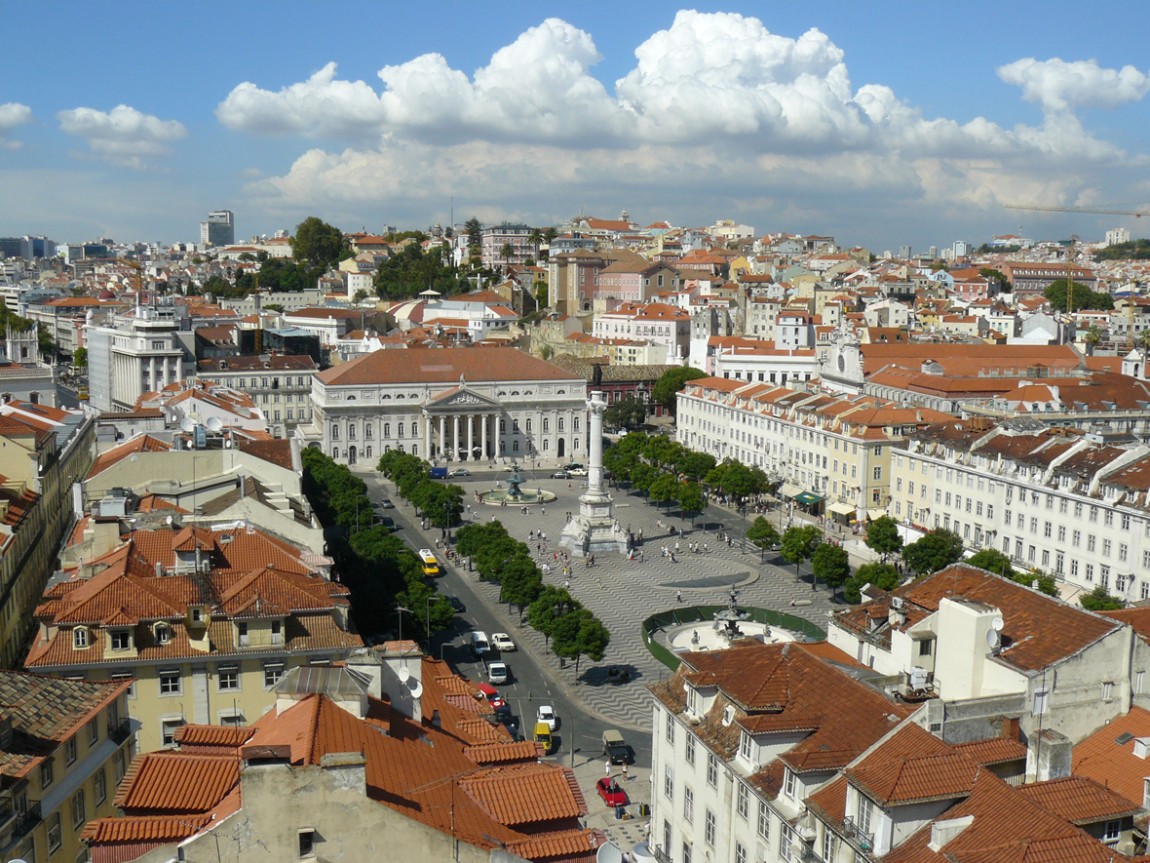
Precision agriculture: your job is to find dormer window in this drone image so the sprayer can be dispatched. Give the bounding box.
[153,623,171,645]
[739,731,752,761]
[189,606,205,625]
[73,627,89,649]
[723,705,736,726]
[685,684,698,715]
[784,768,797,799]
[109,629,132,652]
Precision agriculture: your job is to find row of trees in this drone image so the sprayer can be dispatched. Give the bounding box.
[454,521,611,676]
[301,449,455,639]
[377,451,465,536]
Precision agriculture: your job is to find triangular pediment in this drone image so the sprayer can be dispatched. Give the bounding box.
[426,386,502,411]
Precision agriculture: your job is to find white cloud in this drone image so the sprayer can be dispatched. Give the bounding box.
[221,13,1144,248]
[997,58,1150,112]
[57,105,186,169]
[0,103,33,150]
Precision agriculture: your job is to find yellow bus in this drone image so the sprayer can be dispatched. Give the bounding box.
[418,548,440,577]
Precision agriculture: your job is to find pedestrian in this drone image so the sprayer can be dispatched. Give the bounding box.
[529,529,534,540]
[542,506,546,515]
[605,759,612,778]
[676,589,683,603]
[622,762,629,780]
[565,579,571,589]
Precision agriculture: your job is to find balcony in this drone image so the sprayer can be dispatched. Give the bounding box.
[841,817,874,857]
[651,845,672,863]
[109,718,132,745]
[13,802,40,839]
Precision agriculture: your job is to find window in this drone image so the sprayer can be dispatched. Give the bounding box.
[919,638,933,657]
[663,766,674,799]
[735,842,747,863]
[784,769,796,798]
[218,665,239,691]
[665,712,675,745]
[111,671,136,699]
[159,669,181,695]
[779,825,795,862]
[47,812,62,853]
[330,424,339,441]
[1104,820,1121,844]
[683,786,694,822]
[758,800,770,839]
[1102,681,1115,701]
[93,765,107,806]
[41,758,54,790]
[87,719,99,746]
[872,466,881,481]
[685,735,695,766]
[65,737,77,765]
[161,718,186,747]
[1033,689,1049,716]
[299,829,317,858]
[737,782,749,819]
[73,627,89,649]
[822,830,837,862]
[154,623,171,645]
[110,629,131,651]
[858,796,874,835]
[682,840,692,863]
[71,788,86,829]
[739,731,752,761]
[704,810,716,846]
[706,753,718,787]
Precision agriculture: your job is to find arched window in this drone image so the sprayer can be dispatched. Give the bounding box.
[513,441,519,452]
[384,423,391,437]
[348,425,356,440]
[398,423,405,438]
[499,419,506,432]
[543,418,550,433]
[332,447,340,459]
[330,425,340,441]
[526,419,533,433]
[412,420,419,436]
[543,439,550,451]
[558,417,565,432]
[365,425,373,439]
[366,446,373,458]
[574,417,581,432]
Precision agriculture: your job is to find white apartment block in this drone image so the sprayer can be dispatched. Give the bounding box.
[196,354,318,438]
[677,377,952,516]
[890,419,1150,601]
[85,304,195,412]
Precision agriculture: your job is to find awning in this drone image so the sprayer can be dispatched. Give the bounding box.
[828,501,856,516]
[778,483,802,499]
[867,508,888,521]
[795,492,824,506]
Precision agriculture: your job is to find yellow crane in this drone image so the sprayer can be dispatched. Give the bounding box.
[1005,204,1148,218]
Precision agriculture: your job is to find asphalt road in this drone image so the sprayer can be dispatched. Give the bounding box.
[362,471,652,769]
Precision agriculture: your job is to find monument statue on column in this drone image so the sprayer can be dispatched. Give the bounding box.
[560,390,629,557]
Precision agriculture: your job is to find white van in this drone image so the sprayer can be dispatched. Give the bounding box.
[469,631,490,656]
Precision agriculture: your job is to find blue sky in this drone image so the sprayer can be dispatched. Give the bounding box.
[2,2,1148,253]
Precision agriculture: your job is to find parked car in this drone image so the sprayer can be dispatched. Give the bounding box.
[602,729,632,764]
[536,705,558,732]
[567,467,588,477]
[551,470,570,479]
[376,498,395,509]
[563,462,584,471]
[487,662,510,685]
[450,468,472,477]
[596,777,628,808]
[446,595,466,613]
[491,633,516,652]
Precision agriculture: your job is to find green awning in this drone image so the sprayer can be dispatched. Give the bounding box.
[795,492,824,506]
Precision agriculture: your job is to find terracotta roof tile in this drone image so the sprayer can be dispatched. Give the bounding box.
[460,765,586,826]
[316,346,582,387]
[1017,776,1140,824]
[115,752,240,812]
[1073,706,1150,805]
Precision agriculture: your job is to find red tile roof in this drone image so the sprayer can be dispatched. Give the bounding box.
[1016,776,1140,824]
[1073,706,1150,805]
[317,346,581,386]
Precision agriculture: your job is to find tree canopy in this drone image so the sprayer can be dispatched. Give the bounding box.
[865,516,903,562]
[1043,278,1114,313]
[292,217,348,269]
[652,366,708,413]
[1080,584,1124,611]
[780,525,822,573]
[812,544,851,598]
[603,396,648,431]
[746,516,780,550]
[901,530,964,577]
[373,242,467,300]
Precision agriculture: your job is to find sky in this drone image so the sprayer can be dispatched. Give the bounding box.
[2,1,1149,254]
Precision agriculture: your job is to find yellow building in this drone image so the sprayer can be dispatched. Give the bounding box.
[0,671,132,863]
[24,524,361,753]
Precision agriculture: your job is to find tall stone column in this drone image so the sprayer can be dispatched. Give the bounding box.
[438,416,446,459]
[560,390,628,557]
[467,415,475,461]
[452,415,460,461]
[585,394,609,503]
[481,414,488,460]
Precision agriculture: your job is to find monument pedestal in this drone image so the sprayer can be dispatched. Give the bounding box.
[559,390,629,558]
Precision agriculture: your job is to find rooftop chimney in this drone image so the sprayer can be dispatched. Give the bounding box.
[1027,728,1072,781]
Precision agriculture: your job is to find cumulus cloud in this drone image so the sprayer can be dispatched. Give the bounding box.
[221,12,1144,246]
[998,57,1150,112]
[57,105,186,169]
[0,103,33,150]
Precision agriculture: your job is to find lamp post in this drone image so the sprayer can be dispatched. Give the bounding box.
[396,606,411,641]
[425,596,433,643]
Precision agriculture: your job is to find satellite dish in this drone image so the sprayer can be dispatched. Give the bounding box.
[985,628,1001,652]
[206,416,223,432]
[408,680,423,698]
[165,515,174,526]
[397,665,411,683]
[597,843,625,863]
[180,416,196,433]
[992,616,1004,632]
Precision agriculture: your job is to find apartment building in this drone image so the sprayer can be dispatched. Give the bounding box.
[0,672,132,863]
[196,354,317,437]
[592,302,690,359]
[25,524,359,753]
[889,419,1150,599]
[677,377,951,519]
[85,302,195,412]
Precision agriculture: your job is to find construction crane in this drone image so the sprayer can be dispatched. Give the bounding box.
[1005,204,1149,218]
[1004,203,1148,349]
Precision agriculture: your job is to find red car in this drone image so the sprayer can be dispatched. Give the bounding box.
[596,777,628,807]
[475,682,510,717]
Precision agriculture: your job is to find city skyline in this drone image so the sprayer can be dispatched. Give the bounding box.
[1,1,1148,251]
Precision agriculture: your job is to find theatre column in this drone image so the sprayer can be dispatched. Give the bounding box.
[480,414,488,461]
[452,415,460,461]
[466,415,474,460]
[438,416,446,460]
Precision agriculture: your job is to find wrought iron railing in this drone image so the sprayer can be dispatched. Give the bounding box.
[14,802,41,838]
[841,817,874,856]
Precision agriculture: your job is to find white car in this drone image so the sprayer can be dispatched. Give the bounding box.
[567,467,588,477]
[491,633,516,652]
[536,704,558,731]
[487,662,510,685]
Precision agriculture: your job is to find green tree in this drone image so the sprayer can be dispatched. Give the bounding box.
[780,525,823,583]
[630,463,656,497]
[465,217,482,251]
[843,562,902,603]
[604,396,648,431]
[72,346,88,368]
[746,516,780,552]
[1043,278,1114,313]
[865,516,903,562]
[678,451,717,482]
[677,482,705,524]
[979,268,1010,291]
[966,547,1016,578]
[499,554,543,616]
[373,242,466,300]
[500,242,514,266]
[704,459,768,502]
[419,483,464,535]
[649,473,678,508]
[526,586,578,648]
[551,608,610,678]
[811,543,851,598]
[652,366,708,415]
[1080,584,1124,611]
[292,217,347,270]
[901,530,964,577]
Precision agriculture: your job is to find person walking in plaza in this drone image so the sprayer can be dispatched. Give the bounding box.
[605,759,612,778]
[676,589,683,603]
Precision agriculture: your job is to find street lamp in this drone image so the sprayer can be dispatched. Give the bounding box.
[396,606,411,641]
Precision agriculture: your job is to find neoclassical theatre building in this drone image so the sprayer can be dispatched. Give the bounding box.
[300,347,589,466]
